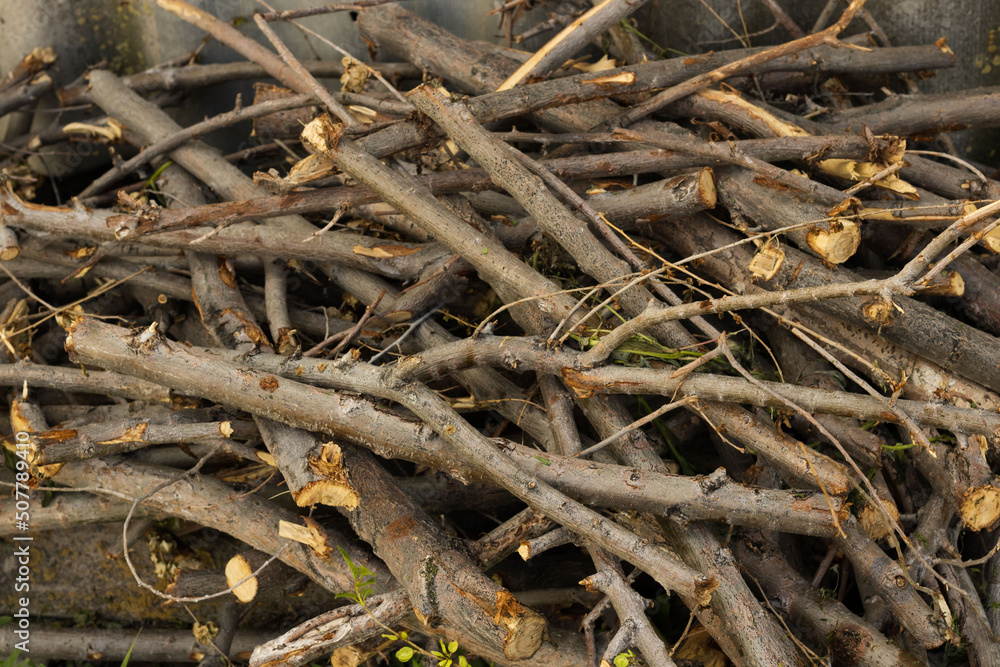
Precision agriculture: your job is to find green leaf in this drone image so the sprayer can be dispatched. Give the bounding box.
[381,633,399,641]
[613,653,631,667]
[534,456,551,466]
[458,657,470,667]
[121,628,142,667]
[396,647,415,662]
[338,546,360,580]
[400,631,408,639]
[447,640,458,654]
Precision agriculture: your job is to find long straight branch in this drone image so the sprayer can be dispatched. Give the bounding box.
[208,336,1000,442]
[66,317,718,606]
[579,277,891,367]
[301,116,580,333]
[406,84,689,348]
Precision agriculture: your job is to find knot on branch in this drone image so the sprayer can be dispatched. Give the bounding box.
[112,190,161,240]
[130,322,165,354]
[698,468,728,495]
[392,354,424,378]
[860,297,895,328]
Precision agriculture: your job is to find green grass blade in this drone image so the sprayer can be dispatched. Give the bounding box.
[121,628,142,667]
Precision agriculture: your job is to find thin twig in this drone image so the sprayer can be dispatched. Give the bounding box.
[257,0,409,104]
[717,340,847,539]
[935,534,1000,568]
[615,0,869,126]
[906,149,988,185]
[496,0,652,91]
[552,267,670,346]
[118,434,292,603]
[788,327,934,457]
[578,276,892,367]
[79,93,317,199]
[887,198,1000,292]
[253,14,357,126]
[370,302,443,363]
[911,214,1000,292]
[303,289,385,358]
[573,397,694,459]
[842,160,906,196]
[257,0,408,22]
[301,204,348,242]
[760,0,806,38]
[0,262,57,311]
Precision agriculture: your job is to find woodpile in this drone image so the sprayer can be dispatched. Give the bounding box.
[2,1,1000,665]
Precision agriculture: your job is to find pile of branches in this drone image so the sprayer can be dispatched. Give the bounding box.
[3,0,1000,665]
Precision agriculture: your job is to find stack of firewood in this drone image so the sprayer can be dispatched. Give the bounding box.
[2,1,1000,665]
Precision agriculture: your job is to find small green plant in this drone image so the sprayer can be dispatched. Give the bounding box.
[0,649,43,667]
[882,441,918,464]
[613,649,640,667]
[335,548,470,667]
[394,639,469,667]
[334,546,377,606]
